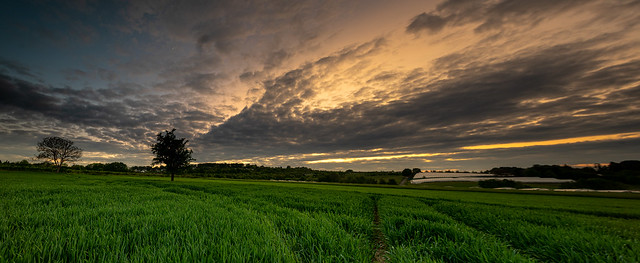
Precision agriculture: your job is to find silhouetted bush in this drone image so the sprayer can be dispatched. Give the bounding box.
[489,167,524,176]
[104,162,128,172]
[478,179,526,189]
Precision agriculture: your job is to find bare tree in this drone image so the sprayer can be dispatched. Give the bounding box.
[36,136,82,172]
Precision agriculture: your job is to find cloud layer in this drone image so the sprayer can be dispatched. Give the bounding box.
[1,0,639,170]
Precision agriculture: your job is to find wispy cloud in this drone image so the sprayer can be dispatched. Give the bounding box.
[462,132,640,150]
[307,153,451,164]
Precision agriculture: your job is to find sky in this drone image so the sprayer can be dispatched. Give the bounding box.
[1,0,639,171]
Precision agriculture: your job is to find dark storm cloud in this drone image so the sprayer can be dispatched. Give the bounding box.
[577,60,640,88]
[0,75,138,128]
[1,72,223,148]
[382,39,640,144]
[407,0,596,34]
[0,75,58,112]
[200,37,640,160]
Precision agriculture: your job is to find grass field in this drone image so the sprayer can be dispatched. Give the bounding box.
[2,171,640,262]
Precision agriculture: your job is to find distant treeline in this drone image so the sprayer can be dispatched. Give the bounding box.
[487,160,640,189]
[0,160,402,185]
[186,163,402,184]
[5,159,637,189]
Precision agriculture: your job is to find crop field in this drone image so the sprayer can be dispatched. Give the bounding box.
[2,171,640,262]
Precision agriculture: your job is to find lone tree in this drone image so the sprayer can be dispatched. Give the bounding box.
[402,168,422,179]
[151,129,194,181]
[36,136,82,173]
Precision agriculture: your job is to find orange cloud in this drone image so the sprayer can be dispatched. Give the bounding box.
[462,132,640,150]
[307,153,448,164]
[445,158,473,161]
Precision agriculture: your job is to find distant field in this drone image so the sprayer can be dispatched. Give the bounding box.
[412,172,574,184]
[408,181,563,190]
[2,171,640,262]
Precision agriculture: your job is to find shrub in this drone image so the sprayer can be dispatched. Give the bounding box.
[478,179,525,189]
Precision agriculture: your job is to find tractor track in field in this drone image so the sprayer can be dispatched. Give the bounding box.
[399,176,409,185]
[371,196,387,263]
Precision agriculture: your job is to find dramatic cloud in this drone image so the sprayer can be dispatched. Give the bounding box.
[407,13,448,33]
[406,0,596,34]
[462,132,640,150]
[200,37,640,169]
[1,0,639,170]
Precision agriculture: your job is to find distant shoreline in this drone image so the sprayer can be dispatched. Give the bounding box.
[413,172,576,184]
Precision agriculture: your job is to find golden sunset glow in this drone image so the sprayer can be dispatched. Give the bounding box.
[445,158,472,161]
[82,152,125,159]
[1,0,639,171]
[462,132,640,150]
[307,153,448,164]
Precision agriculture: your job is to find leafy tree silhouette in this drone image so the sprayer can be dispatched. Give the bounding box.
[151,129,195,181]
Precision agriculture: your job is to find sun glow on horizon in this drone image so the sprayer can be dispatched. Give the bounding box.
[306,152,450,164]
[461,132,640,150]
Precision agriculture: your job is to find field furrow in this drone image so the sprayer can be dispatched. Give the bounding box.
[378,196,535,262]
[430,200,640,262]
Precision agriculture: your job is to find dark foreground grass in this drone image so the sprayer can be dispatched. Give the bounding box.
[2,171,639,262]
[1,172,372,262]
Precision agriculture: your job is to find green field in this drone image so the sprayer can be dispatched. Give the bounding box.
[2,171,640,262]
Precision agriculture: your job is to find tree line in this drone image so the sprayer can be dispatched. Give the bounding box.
[20,129,638,188]
[17,129,415,184]
[0,160,405,184]
[486,161,640,189]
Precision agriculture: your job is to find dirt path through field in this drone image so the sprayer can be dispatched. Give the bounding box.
[399,176,409,185]
[372,196,387,262]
